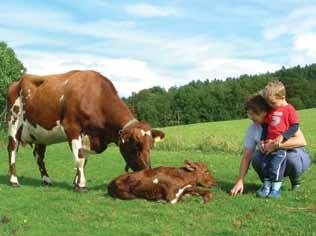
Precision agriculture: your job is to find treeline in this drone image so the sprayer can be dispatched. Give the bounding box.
[0,42,25,119]
[124,64,316,127]
[1,41,316,128]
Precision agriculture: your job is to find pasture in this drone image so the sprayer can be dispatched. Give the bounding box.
[0,108,315,236]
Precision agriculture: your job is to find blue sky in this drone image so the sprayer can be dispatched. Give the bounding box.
[1,1,316,96]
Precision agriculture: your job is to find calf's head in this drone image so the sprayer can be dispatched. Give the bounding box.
[119,122,165,171]
[183,160,217,188]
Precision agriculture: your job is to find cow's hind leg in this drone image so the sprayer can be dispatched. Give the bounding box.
[33,144,52,185]
[7,97,23,187]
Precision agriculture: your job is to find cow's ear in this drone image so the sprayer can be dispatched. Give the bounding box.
[152,130,165,142]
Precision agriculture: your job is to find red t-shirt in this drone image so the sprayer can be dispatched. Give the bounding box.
[265,104,299,140]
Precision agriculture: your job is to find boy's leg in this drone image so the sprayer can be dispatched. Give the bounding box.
[255,152,272,198]
[268,149,287,198]
[268,149,287,182]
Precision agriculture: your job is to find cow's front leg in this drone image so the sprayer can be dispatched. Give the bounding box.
[8,135,20,187]
[7,104,23,187]
[71,136,88,192]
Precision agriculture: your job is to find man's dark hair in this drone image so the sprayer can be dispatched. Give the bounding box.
[245,94,270,114]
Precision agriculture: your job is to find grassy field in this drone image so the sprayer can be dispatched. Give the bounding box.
[0,108,315,236]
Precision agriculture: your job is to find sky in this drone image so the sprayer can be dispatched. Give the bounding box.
[1,0,316,96]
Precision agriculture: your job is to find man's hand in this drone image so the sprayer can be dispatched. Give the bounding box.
[231,179,244,196]
[259,141,266,153]
[274,135,284,145]
[263,139,277,153]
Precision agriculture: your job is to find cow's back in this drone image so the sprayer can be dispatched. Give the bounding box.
[21,70,117,126]
[10,70,123,145]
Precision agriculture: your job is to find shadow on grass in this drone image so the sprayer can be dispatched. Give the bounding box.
[216,180,261,195]
[0,174,72,190]
[0,173,261,196]
[0,175,108,192]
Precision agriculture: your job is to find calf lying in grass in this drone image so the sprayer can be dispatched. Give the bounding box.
[108,160,216,204]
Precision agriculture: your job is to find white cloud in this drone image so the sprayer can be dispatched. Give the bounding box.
[0,5,72,30]
[293,32,316,57]
[263,5,316,40]
[125,3,178,18]
[262,5,316,66]
[187,58,281,80]
[0,28,70,48]
[1,2,284,97]
[289,32,316,66]
[17,50,173,97]
[15,48,281,97]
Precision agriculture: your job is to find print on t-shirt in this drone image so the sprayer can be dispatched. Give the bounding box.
[271,111,283,126]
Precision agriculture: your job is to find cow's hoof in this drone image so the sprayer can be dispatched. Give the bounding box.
[42,181,53,186]
[74,186,88,193]
[9,182,20,188]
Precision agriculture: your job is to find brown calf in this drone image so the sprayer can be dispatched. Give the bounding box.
[108,160,216,204]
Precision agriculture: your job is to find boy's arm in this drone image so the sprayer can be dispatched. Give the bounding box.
[282,104,300,140]
[282,123,299,140]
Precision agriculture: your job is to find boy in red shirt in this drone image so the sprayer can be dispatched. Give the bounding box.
[257,81,299,198]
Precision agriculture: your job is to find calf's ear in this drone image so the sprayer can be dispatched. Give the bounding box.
[184,160,195,172]
[152,130,165,142]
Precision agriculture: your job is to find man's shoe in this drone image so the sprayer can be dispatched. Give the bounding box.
[292,184,301,191]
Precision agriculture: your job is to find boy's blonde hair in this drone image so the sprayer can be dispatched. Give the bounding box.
[262,81,286,98]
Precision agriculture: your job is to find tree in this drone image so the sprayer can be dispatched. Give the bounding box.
[0,42,26,115]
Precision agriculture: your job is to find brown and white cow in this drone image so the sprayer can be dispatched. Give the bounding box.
[108,160,216,204]
[6,70,165,191]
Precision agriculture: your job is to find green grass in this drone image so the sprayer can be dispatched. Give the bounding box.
[0,108,315,236]
[155,108,316,155]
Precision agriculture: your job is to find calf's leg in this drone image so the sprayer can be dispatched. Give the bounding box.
[181,187,213,203]
[167,184,192,204]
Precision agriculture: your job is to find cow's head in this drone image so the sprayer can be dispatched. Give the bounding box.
[119,121,165,171]
[183,160,217,188]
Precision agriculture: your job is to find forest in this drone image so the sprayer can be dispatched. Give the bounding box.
[124,64,316,127]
